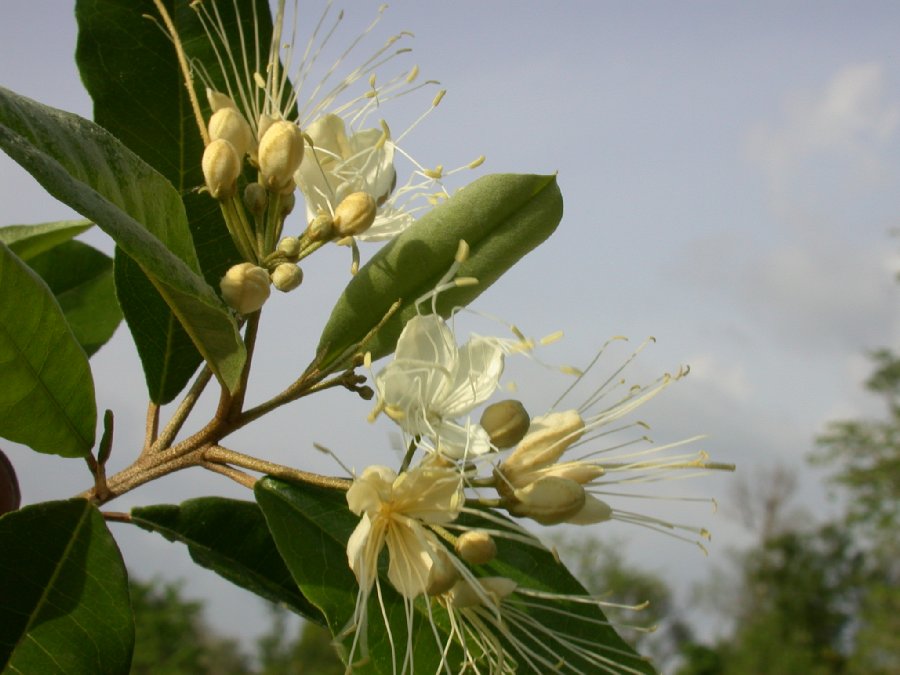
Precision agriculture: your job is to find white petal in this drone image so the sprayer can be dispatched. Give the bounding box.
[440,336,504,418]
[347,465,396,515]
[385,520,436,598]
[435,420,493,459]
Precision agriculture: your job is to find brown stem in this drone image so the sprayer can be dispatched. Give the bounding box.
[201,461,257,489]
[102,511,132,523]
[205,445,351,490]
[153,366,214,453]
[144,402,159,452]
[227,311,261,423]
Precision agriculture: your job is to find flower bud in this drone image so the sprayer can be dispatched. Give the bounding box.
[220,263,270,314]
[306,212,334,241]
[202,139,241,200]
[480,400,530,449]
[276,236,301,258]
[425,546,459,596]
[455,530,497,565]
[333,191,376,237]
[206,88,237,113]
[500,410,585,478]
[447,577,517,609]
[567,495,613,525]
[506,476,586,525]
[271,262,303,292]
[258,120,304,193]
[279,191,296,218]
[243,183,267,218]
[208,107,253,159]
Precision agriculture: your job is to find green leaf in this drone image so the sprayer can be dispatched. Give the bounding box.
[0,242,96,458]
[25,240,122,357]
[0,85,246,401]
[255,478,653,674]
[317,173,563,369]
[0,499,133,673]
[130,497,323,623]
[0,219,92,261]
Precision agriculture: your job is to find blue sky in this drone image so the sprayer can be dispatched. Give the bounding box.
[2,0,900,652]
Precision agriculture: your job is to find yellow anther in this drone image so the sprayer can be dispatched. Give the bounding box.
[540,330,564,346]
[455,239,470,263]
[468,154,486,169]
[423,165,443,179]
[406,65,420,83]
[432,89,446,107]
[253,72,266,89]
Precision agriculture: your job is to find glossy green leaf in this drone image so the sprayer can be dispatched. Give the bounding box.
[317,173,563,369]
[0,85,246,401]
[0,499,133,673]
[255,477,653,674]
[25,240,122,357]
[0,219,92,261]
[131,497,323,623]
[0,242,95,458]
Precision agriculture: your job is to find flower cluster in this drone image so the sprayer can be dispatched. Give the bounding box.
[339,256,733,672]
[169,0,486,313]
[160,3,734,672]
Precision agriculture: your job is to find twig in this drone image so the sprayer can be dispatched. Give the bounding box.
[201,461,257,489]
[152,367,214,453]
[143,402,159,452]
[205,445,351,490]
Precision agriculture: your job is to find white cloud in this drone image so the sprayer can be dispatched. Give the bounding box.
[747,62,900,201]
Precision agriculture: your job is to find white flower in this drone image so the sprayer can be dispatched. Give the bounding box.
[344,462,463,669]
[295,114,405,240]
[374,313,506,459]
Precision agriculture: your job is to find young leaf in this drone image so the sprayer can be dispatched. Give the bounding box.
[0,218,92,260]
[317,173,563,370]
[255,477,654,674]
[131,497,324,623]
[0,499,133,673]
[0,242,96,458]
[0,85,246,400]
[25,240,122,357]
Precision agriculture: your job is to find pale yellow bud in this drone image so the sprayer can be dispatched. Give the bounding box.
[243,183,267,218]
[306,212,334,241]
[500,410,586,479]
[271,263,303,292]
[425,546,459,596]
[208,108,253,159]
[206,88,237,113]
[447,577,517,609]
[506,476,586,525]
[455,530,497,565]
[333,191,376,237]
[480,400,530,449]
[220,263,270,314]
[276,236,301,258]
[258,121,304,193]
[567,495,613,525]
[202,139,241,200]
